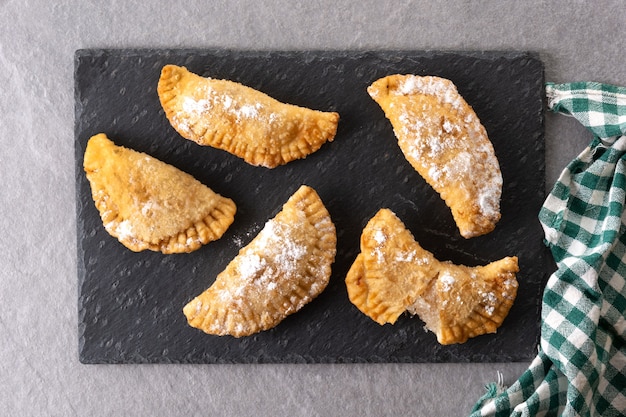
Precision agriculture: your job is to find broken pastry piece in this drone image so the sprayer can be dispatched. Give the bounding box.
[83,133,236,254]
[367,75,503,238]
[346,209,439,326]
[345,209,518,345]
[183,185,336,337]
[158,65,340,168]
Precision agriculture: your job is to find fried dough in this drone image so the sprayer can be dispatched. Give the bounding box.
[345,209,518,344]
[158,65,339,168]
[183,185,336,337]
[368,75,502,238]
[83,133,236,253]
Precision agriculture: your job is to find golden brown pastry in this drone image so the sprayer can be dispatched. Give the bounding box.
[367,74,503,238]
[345,209,518,345]
[83,133,236,254]
[183,185,336,337]
[346,211,439,326]
[157,65,340,168]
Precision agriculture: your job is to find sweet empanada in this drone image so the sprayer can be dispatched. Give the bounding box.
[367,75,503,238]
[83,133,236,254]
[345,210,438,325]
[345,209,518,345]
[158,65,340,168]
[183,185,336,337]
[407,256,519,345]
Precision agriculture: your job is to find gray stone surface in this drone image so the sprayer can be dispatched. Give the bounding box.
[1,1,624,415]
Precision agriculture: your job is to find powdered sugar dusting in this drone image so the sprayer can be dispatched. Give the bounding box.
[373,229,386,245]
[217,213,315,310]
[503,278,519,300]
[479,290,498,316]
[371,229,387,263]
[394,75,464,112]
[428,165,442,182]
[395,249,416,263]
[236,218,307,283]
[478,185,501,218]
[106,219,134,241]
[388,75,503,223]
[182,96,212,115]
[256,219,308,275]
[237,253,265,279]
[236,103,260,119]
[172,80,280,140]
[398,76,420,95]
[439,272,456,292]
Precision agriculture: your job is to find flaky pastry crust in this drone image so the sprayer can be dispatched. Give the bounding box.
[183,185,336,337]
[83,133,236,254]
[367,75,502,238]
[345,209,518,345]
[158,65,340,168]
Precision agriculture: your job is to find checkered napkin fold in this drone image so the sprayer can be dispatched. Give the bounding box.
[470,82,626,416]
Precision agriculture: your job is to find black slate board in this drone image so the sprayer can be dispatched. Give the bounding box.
[75,49,550,363]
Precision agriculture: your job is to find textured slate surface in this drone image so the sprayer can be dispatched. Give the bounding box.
[75,49,549,364]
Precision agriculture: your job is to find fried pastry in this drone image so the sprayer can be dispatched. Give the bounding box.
[183,185,336,337]
[367,75,503,238]
[83,133,236,254]
[345,210,438,325]
[345,209,518,344]
[158,65,340,168]
[407,256,519,345]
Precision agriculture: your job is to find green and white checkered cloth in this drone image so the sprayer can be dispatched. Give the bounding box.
[469,82,626,417]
